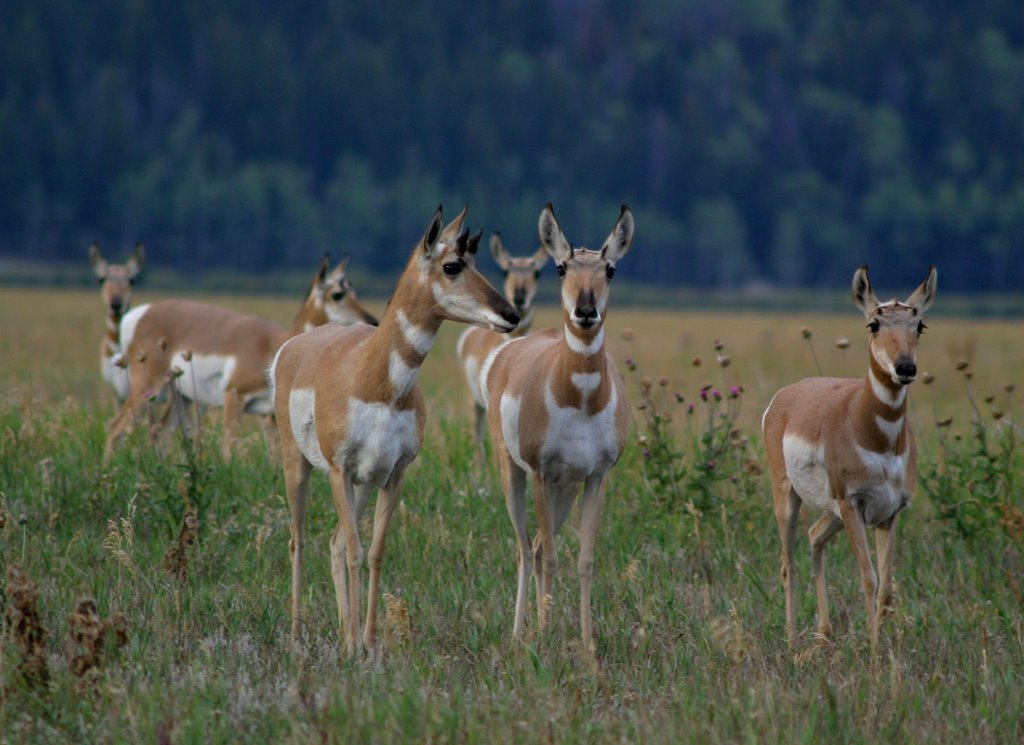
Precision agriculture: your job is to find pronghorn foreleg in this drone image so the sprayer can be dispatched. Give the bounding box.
[364,478,399,652]
[532,477,576,634]
[874,515,898,628]
[328,465,364,656]
[577,472,608,651]
[808,513,843,641]
[773,483,802,648]
[838,496,879,648]
[473,402,488,470]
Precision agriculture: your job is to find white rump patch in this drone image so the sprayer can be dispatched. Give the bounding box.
[289,388,329,471]
[340,398,420,486]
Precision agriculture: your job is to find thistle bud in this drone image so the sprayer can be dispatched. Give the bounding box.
[835,337,850,350]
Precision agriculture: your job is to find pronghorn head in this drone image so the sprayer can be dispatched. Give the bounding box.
[852,265,937,386]
[418,205,520,333]
[89,242,144,320]
[314,255,378,326]
[490,233,548,318]
[538,203,634,337]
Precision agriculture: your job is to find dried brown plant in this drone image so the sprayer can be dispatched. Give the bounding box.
[163,507,200,581]
[66,597,128,688]
[5,565,49,690]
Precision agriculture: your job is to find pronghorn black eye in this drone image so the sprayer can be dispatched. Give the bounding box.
[97,277,105,285]
[556,264,567,278]
[606,264,616,280]
[129,278,136,285]
[917,321,927,334]
[868,320,880,333]
[534,269,540,279]
[443,261,463,276]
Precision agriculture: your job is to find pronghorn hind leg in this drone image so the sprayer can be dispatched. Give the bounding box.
[577,472,608,652]
[473,402,488,472]
[838,497,879,648]
[874,515,897,629]
[364,478,400,653]
[773,483,802,648]
[808,514,844,641]
[327,465,364,656]
[283,441,312,642]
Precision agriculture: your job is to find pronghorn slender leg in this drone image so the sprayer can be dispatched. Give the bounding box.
[808,514,844,640]
[837,497,879,647]
[260,414,280,459]
[875,515,897,628]
[500,454,531,639]
[773,483,802,647]
[328,466,364,656]
[221,388,243,461]
[532,473,558,633]
[577,472,608,650]
[364,477,400,652]
[104,382,160,460]
[283,442,312,641]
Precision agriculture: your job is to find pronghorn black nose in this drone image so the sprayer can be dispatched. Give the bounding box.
[576,304,598,322]
[513,289,527,308]
[502,308,520,326]
[110,299,123,314]
[895,360,917,380]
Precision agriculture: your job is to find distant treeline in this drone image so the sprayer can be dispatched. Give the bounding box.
[2,1,1024,292]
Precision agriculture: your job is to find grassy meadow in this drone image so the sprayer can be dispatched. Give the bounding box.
[1,285,1022,743]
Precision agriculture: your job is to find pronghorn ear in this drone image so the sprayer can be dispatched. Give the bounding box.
[127,243,145,277]
[530,245,550,270]
[538,203,572,263]
[314,253,331,288]
[490,232,511,271]
[906,265,937,314]
[465,228,483,256]
[439,204,470,245]
[89,242,107,277]
[332,254,350,277]
[851,265,879,317]
[422,205,444,258]
[600,204,635,264]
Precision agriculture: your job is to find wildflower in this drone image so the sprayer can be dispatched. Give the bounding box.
[1006,384,1016,394]
[700,389,708,402]
[640,376,654,393]
[921,372,935,385]
[625,357,636,371]
[936,417,953,427]
[692,357,702,367]
[687,404,695,415]
[622,328,635,341]
[984,395,995,405]
[955,359,969,371]
[729,386,740,399]
[674,392,685,403]
[700,382,713,392]
[835,337,850,350]
[993,410,1004,420]
[800,326,812,339]
[638,436,649,447]
[712,389,722,402]
[716,354,731,368]
[713,339,724,352]
[706,460,716,472]
[182,349,193,362]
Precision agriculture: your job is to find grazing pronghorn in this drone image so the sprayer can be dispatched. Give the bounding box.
[457,233,548,461]
[89,242,144,403]
[271,205,519,655]
[481,203,634,647]
[105,256,377,461]
[762,265,937,649]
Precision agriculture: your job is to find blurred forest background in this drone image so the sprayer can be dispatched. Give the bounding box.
[2,0,1024,294]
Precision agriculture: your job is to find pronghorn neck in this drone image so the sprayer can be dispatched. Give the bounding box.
[103,310,122,355]
[866,349,909,412]
[353,257,443,403]
[289,292,329,335]
[511,306,534,337]
[855,352,910,452]
[553,319,609,412]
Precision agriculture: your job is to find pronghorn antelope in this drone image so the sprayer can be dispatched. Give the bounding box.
[762,265,937,649]
[457,233,548,462]
[270,205,519,655]
[90,242,144,403]
[481,203,634,647]
[105,256,377,461]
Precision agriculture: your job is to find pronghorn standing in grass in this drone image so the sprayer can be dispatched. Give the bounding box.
[762,265,937,649]
[481,203,634,648]
[90,242,144,403]
[270,205,519,655]
[457,233,548,462]
[105,256,377,461]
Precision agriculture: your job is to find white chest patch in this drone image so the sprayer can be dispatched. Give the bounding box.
[540,382,620,482]
[564,325,604,356]
[499,393,531,473]
[782,434,836,517]
[850,444,909,525]
[338,398,420,486]
[571,371,602,397]
[875,415,903,443]
[171,352,237,407]
[288,388,330,472]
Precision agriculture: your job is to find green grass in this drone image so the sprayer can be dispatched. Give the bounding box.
[1,288,1022,742]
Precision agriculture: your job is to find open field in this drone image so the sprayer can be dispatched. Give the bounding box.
[1,286,1022,743]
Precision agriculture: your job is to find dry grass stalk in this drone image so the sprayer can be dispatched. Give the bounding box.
[383,592,412,648]
[6,565,50,689]
[66,597,128,688]
[162,507,200,581]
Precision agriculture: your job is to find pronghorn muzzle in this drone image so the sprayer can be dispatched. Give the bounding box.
[894,358,917,384]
